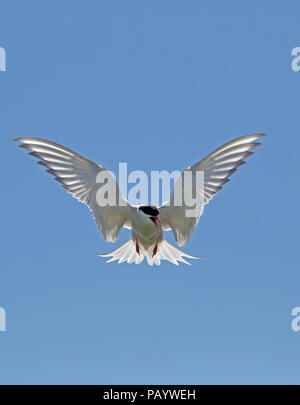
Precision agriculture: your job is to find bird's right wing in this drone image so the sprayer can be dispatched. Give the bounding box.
[159,134,265,246]
[14,138,131,242]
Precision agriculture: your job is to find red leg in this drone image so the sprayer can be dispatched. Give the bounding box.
[136,238,140,255]
[152,241,158,257]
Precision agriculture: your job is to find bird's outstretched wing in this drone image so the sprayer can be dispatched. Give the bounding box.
[13,138,131,242]
[159,134,266,246]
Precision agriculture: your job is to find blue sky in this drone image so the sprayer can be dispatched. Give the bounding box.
[0,0,300,384]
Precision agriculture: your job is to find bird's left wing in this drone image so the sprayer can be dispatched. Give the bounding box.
[159,134,265,246]
[14,137,131,242]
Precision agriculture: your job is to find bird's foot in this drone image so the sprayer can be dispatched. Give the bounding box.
[136,239,140,255]
[152,241,158,257]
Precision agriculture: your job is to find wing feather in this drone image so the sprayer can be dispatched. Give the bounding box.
[14,137,131,242]
[159,134,265,246]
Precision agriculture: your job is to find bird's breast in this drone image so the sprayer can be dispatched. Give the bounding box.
[130,210,162,246]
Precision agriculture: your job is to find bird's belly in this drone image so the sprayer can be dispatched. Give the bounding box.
[134,221,158,239]
[132,222,162,249]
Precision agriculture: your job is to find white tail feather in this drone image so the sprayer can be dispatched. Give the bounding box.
[98,239,206,266]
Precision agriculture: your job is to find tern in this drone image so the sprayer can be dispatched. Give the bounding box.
[13,134,265,266]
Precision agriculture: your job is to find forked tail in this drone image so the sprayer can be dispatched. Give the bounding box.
[98,239,206,266]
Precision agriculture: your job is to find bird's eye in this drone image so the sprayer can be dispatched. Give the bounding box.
[139,205,159,216]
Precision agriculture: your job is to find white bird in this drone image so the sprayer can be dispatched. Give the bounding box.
[13,134,265,266]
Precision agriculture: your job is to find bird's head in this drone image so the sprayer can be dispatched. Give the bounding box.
[138,205,161,230]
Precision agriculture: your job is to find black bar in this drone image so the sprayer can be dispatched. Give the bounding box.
[0,385,299,402]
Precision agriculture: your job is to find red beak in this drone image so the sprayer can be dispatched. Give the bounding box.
[150,217,161,230]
